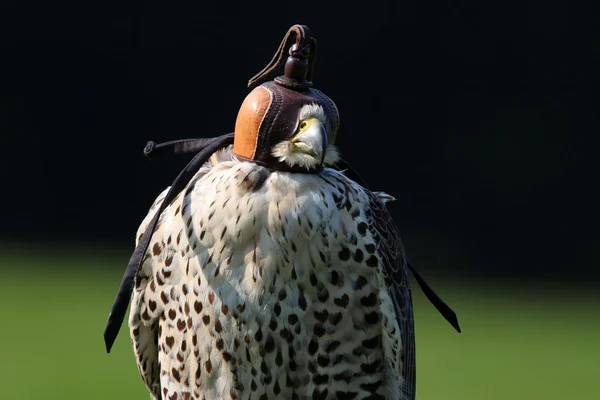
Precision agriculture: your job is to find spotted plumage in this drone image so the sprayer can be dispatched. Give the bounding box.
[129,146,414,399]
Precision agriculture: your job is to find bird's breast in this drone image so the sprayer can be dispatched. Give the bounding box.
[152,161,387,398]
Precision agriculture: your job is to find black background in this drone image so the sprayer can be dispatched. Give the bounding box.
[1,1,597,282]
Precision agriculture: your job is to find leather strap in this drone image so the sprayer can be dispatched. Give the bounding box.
[103,133,234,353]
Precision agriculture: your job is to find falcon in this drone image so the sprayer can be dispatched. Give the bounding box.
[104,25,461,400]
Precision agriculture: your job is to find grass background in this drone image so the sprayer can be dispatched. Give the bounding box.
[1,248,598,399]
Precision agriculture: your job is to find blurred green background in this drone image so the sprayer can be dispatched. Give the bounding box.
[1,247,598,400]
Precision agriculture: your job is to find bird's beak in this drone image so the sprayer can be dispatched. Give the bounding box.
[290,118,328,165]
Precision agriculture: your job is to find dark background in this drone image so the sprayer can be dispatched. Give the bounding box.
[1,1,598,282]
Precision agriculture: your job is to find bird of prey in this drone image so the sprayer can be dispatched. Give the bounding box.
[104,25,461,400]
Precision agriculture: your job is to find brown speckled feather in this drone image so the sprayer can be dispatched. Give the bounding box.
[366,191,416,399]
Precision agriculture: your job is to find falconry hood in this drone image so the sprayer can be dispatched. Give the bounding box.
[233,24,339,170]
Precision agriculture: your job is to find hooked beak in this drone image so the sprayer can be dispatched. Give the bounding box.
[290,118,328,165]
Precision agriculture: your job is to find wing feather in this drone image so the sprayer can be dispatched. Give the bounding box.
[128,187,169,400]
[366,190,416,400]
[128,152,223,399]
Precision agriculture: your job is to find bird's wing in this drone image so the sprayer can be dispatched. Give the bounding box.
[365,190,416,400]
[128,148,234,399]
[128,186,170,400]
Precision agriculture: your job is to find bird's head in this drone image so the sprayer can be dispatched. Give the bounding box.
[233,25,340,172]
